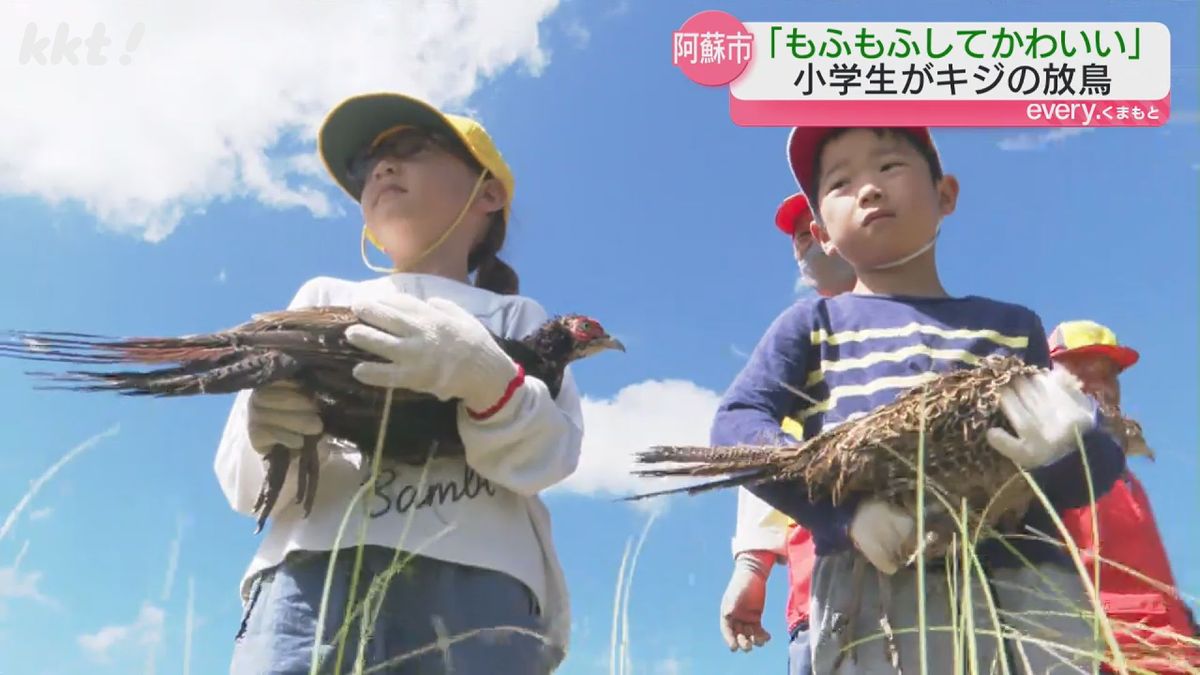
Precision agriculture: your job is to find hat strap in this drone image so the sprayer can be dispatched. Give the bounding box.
[360,170,491,274]
[868,223,941,271]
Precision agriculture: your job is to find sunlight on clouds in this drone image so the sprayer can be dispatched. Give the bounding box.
[0,0,562,242]
[553,379,721,511]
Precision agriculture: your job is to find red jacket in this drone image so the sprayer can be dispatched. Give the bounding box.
[784,523,815,632]
[1060,469,1200,673]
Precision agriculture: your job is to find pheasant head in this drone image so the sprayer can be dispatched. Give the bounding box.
[528,315,624,368]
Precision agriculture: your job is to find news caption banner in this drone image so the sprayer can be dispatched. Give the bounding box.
[672,11,1171,127]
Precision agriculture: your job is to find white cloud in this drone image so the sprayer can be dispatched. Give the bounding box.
[563,19,591,48]
[160,517,183,602]
[0,541,49,608]
[0,0,563,242]
[29,507,52,521]
[554,379,721,507]
[997,109,1196,152]
[608,0,633,17]
[0,566,47,604]
[655,657,685,675]
[997,127,1094,151]
[78,603,165,663]
[0,425,119,544]
[215,269,227,284]
[1168,109,1200,124]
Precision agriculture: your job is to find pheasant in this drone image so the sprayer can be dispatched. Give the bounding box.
[2,306,624,532]
[629,354,1141,560]
[631,355,1140,670]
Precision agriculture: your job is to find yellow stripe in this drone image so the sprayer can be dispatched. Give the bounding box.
[804,345,996,387]
[798,372,940,420]
[809,322,1029,349]
[781,416,804,439]
[772,418,806,528]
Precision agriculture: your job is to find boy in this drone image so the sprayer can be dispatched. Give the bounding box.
[1051,320,1200,672]
[721,192,855,675]
[711,126,1127,673]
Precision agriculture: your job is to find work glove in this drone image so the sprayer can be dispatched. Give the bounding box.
[720,550,774,652]
[986,367,1096,470]
[345,294,522,416]
[247,380,323,454]
[849,499,916,575]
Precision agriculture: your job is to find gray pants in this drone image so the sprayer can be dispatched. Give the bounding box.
[230,547,559,674]
[809,551,1104,674]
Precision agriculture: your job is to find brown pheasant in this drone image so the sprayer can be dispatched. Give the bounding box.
[2,306,624,532]
[630,354,1142,559]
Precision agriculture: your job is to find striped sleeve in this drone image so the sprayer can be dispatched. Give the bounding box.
[710,301,859,548]
[711,301,813,448]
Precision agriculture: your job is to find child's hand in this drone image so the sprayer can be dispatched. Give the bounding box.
[986,368,1095,469]
[345,294,521,414]
[720,550,773,652]
[247,380,323,454]
[849,499,915,575]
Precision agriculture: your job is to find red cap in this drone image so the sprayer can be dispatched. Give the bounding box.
[787,127,936,200]
[774,192,812,237]
[1048,320,1140,371]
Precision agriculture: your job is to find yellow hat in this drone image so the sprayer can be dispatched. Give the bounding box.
[1048,320,1139,371]
[317,92,515,231]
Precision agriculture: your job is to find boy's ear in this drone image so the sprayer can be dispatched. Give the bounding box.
[809,218,837,255]
[936,174,959,217]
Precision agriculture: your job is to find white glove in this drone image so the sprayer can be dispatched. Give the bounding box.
[345,294,521,415]
[849,499,915,575]
[720,550,774,652]
[247,380,323,454]
[986,368,1096,469]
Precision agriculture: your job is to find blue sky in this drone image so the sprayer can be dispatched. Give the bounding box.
[0,1,1196,673]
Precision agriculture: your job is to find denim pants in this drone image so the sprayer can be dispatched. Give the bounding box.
[230,546,559,674]
[788,622,812,675]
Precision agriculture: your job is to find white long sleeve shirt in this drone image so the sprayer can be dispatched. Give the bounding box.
[732,487,788,559]
[732,419,802,560]
[213,273,583,657]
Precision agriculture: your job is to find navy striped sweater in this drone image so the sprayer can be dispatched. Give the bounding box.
[710,293,1125,568]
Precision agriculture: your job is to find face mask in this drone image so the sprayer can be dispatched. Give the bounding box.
[798,241,857,295]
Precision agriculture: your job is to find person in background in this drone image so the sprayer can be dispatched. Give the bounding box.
[1051,320,1200,673]
[720,192,854,675]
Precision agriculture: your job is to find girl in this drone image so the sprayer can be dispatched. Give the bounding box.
[216,92,583,674]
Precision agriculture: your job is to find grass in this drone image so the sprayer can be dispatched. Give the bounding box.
[293,381,1200,675]
[11,397,1197,673]
[817,400,1200,674]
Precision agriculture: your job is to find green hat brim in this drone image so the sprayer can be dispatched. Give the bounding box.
[318,93,460,203]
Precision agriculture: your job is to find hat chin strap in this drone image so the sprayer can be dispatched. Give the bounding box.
[360,170,490,274]
[867,224,941,271]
